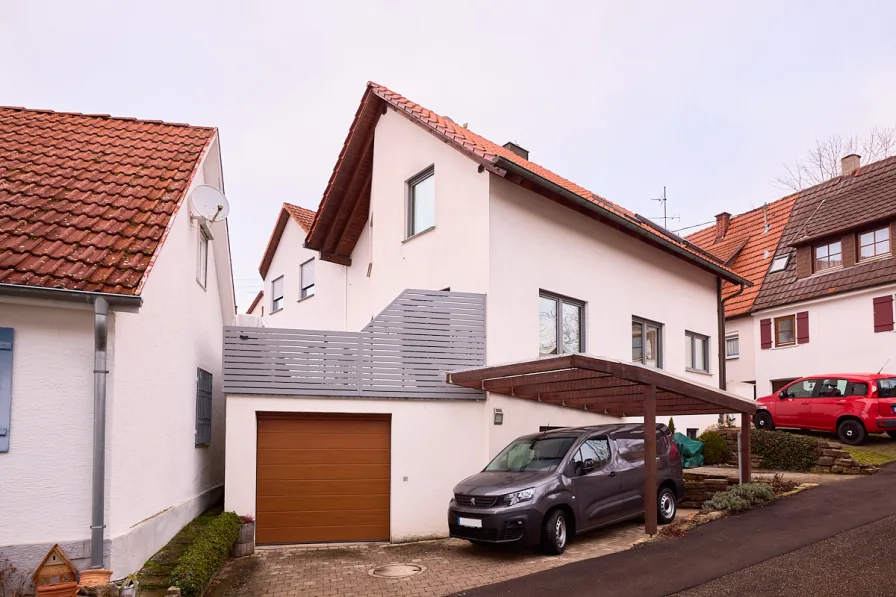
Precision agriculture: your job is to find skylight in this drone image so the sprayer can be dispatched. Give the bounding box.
[769,254,789,273]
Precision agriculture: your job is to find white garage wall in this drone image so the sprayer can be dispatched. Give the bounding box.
[225,396,489,543]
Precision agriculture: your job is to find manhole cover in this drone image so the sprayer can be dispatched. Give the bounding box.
[368,563,426,579]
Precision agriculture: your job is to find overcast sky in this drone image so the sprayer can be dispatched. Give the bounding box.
[3,1,896,309]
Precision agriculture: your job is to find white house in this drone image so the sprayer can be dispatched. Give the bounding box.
[225,82,753,546]
[0,107,234,584]
[690,154,896,396]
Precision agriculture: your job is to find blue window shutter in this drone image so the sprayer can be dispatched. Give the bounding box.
[0,328,13,453]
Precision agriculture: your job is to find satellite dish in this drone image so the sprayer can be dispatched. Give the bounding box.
[189,185,230,223]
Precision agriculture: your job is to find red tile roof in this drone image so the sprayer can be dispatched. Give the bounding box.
[687,196,796,318]
[247,289,264,314]
[306,82,748,285]
[258,202,317,278]
[0,106,216,295]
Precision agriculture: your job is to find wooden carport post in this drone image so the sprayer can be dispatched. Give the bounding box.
[740,413,752,483]
[644,384,657,536]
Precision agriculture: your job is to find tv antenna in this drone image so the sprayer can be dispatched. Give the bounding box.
[651,186,680,229]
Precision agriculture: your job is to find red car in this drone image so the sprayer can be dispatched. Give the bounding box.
[753,373,896,445]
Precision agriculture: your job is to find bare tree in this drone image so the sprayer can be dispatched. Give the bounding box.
[773,125,896,191]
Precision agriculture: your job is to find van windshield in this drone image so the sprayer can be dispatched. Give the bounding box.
[485,436,577,473]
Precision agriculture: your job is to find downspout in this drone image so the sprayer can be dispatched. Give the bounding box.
[90,297,109,569]
[717,278,746,391]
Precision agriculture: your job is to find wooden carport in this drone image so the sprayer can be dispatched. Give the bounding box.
[448,354,757,535]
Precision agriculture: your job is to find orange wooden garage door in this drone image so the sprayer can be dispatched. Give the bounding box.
[255,413,391,544]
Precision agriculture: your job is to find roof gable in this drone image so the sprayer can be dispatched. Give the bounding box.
[258,202,316,278]
[0,106,216,295]
[305,82,748,285]
[687,196,796,317]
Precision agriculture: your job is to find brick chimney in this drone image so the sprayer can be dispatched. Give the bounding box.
[841,154,861,175]
[503,141,529,160]
[715,212,731,241]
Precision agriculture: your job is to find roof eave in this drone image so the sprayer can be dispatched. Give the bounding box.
[0,283,143,310]
[494,157,752,287]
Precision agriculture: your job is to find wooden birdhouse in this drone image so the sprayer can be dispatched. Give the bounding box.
[32,544,78,596]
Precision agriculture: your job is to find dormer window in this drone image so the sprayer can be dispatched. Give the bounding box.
[769,254,789,273]
[814,241,842,272]
[859,227,890,261]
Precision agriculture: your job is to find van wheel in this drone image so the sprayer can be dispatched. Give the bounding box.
[541,509,568,555]
[837,419,866,446]
[658,488,677,524]
[754,411,775,431]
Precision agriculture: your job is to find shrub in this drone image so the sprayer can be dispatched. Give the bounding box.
[667,418,676,436]
[703,483,775,513]
[751,429,819,471]
[171,511,240,597]
[697,430,730,465]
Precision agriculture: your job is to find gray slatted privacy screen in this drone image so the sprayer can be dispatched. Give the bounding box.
[0,328,13,453]
[195,368,213,445]
[224,290,485,400]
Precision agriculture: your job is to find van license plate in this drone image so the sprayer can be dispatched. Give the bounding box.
[457,517,482,528]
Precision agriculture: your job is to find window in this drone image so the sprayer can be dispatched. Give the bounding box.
[300,258,315,299]
[485,436,576,473]
[572,437,611,475]
[879,379,896,398]
[196,228,209,288]
[725,334,740,359]
[407,166,435,237]
[195,368,212,446]
[818,378,849,397]
[539,292,584,356]
[271,276,284,312]
[769,254,789,273]
[685,331,709,372]
[774,315,795,346]
[781,379,817,398]
[814,240,842,272]
[859,227,890,260]
[847,382,869,397]
[632,317,663,368]
[0,327,13,453]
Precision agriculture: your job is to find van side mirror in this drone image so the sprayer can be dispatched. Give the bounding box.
[581,458,596,474]
[778,391,788,399]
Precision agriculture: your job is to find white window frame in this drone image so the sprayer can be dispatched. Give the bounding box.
[196,228,209,289]
[769,254,789,274]
[725,334,740,360]
[300,258,315,300]
[271,276,285,313]
[407,166,436,238]
[632,316,664,369]
[685,330,710,373]
[859,226,891,261]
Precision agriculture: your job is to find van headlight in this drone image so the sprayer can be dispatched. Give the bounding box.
[503,488,535,506]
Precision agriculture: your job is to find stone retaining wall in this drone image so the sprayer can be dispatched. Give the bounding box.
[714,429,879,475]
[680,473,737,508]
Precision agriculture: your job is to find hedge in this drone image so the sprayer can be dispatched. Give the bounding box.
[703,483,775,513]
[697,431,729,465]
[751,429,819,471]
[170,511,240,597]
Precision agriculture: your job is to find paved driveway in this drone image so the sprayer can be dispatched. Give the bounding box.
[205,513,691,597]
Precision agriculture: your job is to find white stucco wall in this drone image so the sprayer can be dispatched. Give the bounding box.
[753,283,896,396]
[224,396,489,542]
[342,108,491,330]
[0,301,100,553]
[724,316,756,386]
[263,218,347,330]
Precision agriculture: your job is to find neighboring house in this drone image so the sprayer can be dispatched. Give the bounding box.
[690,154,896,396]
[686,196,796,398]
[0,107,235,583]
[224,82,751,546]
[253,202,345,328]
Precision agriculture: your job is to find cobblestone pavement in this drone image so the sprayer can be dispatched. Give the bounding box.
[205,513,697,597]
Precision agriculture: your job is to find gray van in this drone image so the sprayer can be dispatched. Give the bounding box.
[448,423,683,554]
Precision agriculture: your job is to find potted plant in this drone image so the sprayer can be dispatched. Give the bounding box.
[232,515,256,558]
[119,574,139,597]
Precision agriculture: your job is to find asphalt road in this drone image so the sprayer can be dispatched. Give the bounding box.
[450,464,896,597]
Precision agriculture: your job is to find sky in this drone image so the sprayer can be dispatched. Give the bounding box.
[3,1,896,309]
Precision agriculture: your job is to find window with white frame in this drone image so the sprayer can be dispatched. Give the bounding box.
[685,331,709,372]
[196,228,209,288]
[769,254,789,273]
[539,292,584,356]
[814,240,842,272]
[407,166,435,237]
[859,227,890,261]
[300,258,315,299]
[271,276,284,312]
[725,334,740,359]
[632,317,663,368]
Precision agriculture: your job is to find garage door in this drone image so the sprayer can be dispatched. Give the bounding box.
[256,413,391,544]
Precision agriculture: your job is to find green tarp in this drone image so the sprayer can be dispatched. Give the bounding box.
[673,432,704,468]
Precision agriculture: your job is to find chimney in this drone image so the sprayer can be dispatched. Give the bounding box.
[841,154,861,175]
[715,212,731,241]
[503,141,529,160]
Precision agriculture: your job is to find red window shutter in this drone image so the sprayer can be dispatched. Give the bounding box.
[796,311,810,344]
[760,318,772,349]
[873,295,894,333]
